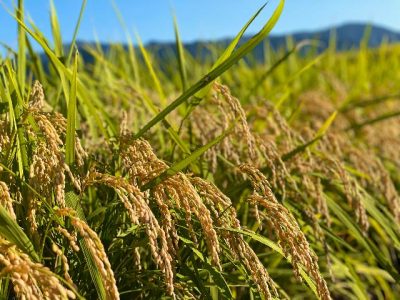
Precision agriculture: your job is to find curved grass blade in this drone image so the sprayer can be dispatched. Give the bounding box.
[134,0,285,138]
[0,205,39,262]
[136,34,166,105]
[65,51,78,166]
[66,0,87,64]
[346,110,400,131]
[1,66,28,178]
[50,0,86,107]
[174,15,187,92]
[244,40,313,101]
[11,12,109,138]
[111,0,140,84]
[49,0,70,106]
[325,195,400,281]
[282,111,337,161]
[49,0,63,57]
[16,0,26,95]
[177,2,269,132]
[125,37,193,154]
[25,36,46,84]
[180,236,233,299]
[141,122,235,190]
[194,2,267,100]
[173,15,188,92]
[339,94,400,112]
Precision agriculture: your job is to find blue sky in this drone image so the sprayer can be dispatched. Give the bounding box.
[1,0,400,50]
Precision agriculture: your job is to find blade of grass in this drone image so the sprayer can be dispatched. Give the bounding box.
[141,121,235,190]
[110,0,140,84]
[179,236,233,299]
[173,15,188,92]
[194,2,267,100]
[0,205,39,262]
[134,0,285,138]
[66,0,87,64]
[65,51,78,166]
[11,11,110,138]
[25,35,46,84]
[51,0,86,108]
[346,110,400,131]
[16,0,26,95]
[49,0,63,57]
[325,194,400,281]
[282,111,337,161]
[244,40,313,101]
[177,2,269,132]
[339,94,400,112]
[136,33,166,105]
[1,66,28,178]
[49,0,71,107]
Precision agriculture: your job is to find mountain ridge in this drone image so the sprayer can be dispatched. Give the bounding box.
[53,23,400,64]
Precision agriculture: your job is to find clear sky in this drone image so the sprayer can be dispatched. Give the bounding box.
[1,0,400,50]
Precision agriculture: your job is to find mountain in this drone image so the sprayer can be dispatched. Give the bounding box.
[49,23,400,66]
[145,23,400,62]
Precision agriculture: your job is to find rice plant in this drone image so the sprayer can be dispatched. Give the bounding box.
[0,0,400,299]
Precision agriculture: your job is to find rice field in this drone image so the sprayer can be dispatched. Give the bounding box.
[1,0,400,299]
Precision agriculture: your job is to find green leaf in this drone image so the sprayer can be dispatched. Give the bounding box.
[194,2,267,100]
[65,51,78,166]
[282,110,337,161]
[347,110,400,131]
[66,0,87,64]
[136,34,166,105]
[180,236,233,299]
[244,41,313,101]
[16,0,26,95]
[173,15,188,92]
[325,195,400,281]
[49,0,70,106]
[11,11,109,138]
[134,0,285,138]
[0,66,28,178]
[0,205,39,262]
[49,0,63,57]
[110,0,140,84]
[141,122,234,190]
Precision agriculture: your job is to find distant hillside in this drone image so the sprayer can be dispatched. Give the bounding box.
[55,23,400,65]
[146,23,400,62]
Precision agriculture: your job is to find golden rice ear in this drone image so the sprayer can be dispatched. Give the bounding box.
[331,158,369,232]
[119,136,223,271]
[51,243,75,287]
[67,213,119,300]
[0,181,16,220]
[188,82,258,172]
[214,83,257,160]
[29,80,45,110]
[0,238,76,299]
[190,176,277,298]
[84,171,175,296]
[0,120,11,154]
[23,82,87,237]
[240,164,331,300]
[56,226,80,253]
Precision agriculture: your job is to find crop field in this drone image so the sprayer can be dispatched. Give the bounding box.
[0,0,400,299]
